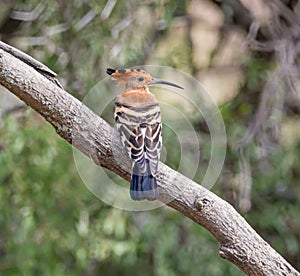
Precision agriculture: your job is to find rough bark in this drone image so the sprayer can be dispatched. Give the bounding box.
[0,44,299,276]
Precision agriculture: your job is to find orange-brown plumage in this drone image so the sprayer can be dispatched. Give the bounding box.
[107,67,183,201]
[116,90,158,107]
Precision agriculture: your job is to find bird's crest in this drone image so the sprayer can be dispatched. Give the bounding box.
[106,68,151,87]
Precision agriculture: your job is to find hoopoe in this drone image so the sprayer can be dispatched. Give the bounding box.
[107,68,183,201]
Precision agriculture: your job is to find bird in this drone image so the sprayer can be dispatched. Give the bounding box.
[106,67,183,201]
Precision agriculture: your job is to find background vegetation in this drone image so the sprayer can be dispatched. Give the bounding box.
[0,0,299,275]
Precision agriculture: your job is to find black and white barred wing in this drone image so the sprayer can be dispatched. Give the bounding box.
[114,102,162,176]
[116,122,147,174]
[145,123,162,176]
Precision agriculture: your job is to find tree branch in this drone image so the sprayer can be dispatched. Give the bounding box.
[0,44,299,276]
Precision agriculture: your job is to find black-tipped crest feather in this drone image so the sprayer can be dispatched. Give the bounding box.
[106,68,116,75]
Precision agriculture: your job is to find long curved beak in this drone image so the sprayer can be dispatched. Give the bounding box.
[150,78,183,89]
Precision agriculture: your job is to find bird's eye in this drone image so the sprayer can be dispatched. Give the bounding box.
[138,77,144,82]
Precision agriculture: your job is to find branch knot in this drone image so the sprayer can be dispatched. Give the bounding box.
[194,196,212,211]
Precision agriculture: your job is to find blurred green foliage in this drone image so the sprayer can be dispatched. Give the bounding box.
[0,111,241,275]
[1,0,300,275]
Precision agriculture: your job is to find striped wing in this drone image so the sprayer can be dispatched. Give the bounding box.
[117,123,147,173]
[145,123,162,176]
[115,101,162,176]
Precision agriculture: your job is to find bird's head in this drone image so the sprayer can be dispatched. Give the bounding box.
[106,68,183,90]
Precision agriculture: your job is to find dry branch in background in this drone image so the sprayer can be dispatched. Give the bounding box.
[237,0,300,212]
[0,42,299,275]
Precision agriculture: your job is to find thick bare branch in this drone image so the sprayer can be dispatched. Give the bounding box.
[0,46,299,276]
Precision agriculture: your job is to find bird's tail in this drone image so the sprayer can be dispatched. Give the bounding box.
[130,160,158,201]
